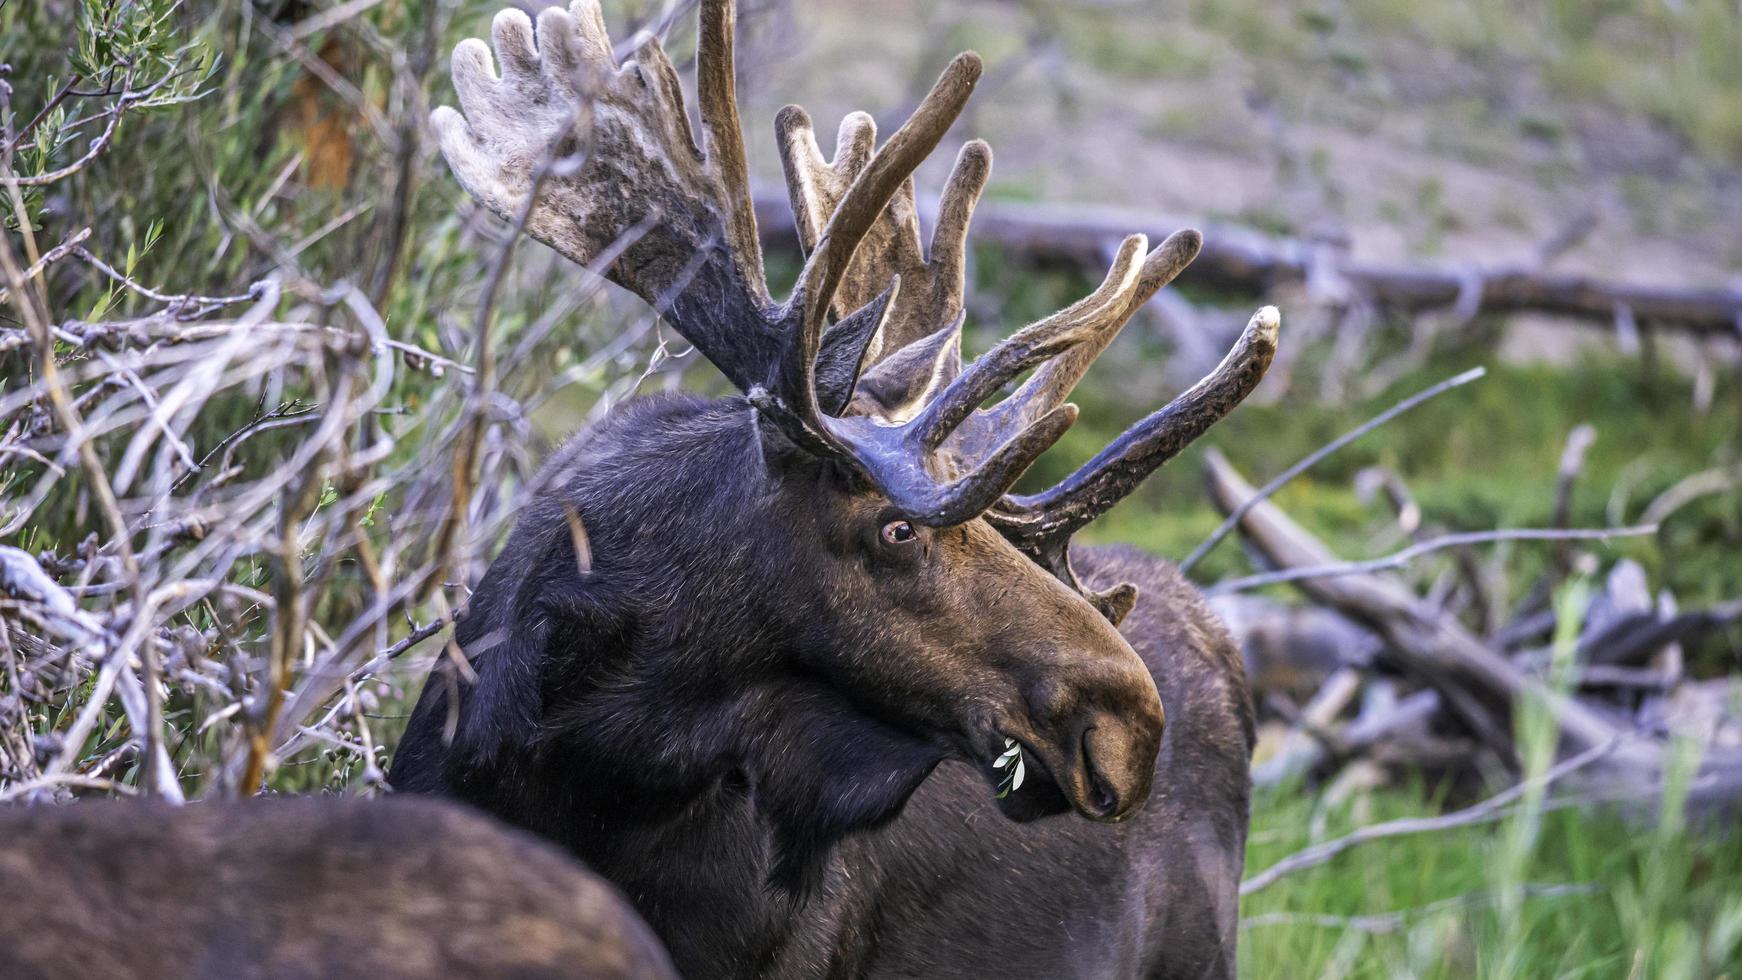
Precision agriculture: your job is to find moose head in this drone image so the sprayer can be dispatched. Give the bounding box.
[409,0,1277,881]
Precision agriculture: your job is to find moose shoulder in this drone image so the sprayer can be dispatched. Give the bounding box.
[0,798,676,980]
[389,2,1274,977]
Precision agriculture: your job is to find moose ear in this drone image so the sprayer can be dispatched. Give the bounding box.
[746,685,945,892]
[389,595,551,798]
[445,616,546,771]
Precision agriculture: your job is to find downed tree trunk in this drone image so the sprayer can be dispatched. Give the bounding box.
[752,189,1742,334]
[1203,449,1650,764]
[1208,593,1381,696]
[1203,449,1742,810]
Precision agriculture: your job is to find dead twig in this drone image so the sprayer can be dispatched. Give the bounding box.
[1206,525,1658,596]
[1181,366,1487,575]
[1640,462,1742,529]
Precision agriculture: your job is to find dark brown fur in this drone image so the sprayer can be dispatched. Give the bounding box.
[389,395,1254,979]
[0,797,676,980]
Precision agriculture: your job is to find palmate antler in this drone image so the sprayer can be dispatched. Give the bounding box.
[435,0,1085,521]
[432,0,969,397]
[434,1,1279,620]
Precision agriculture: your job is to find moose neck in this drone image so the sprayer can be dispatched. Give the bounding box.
[443,394,946,974]
[506,601,949,976]
[517,667,946,963]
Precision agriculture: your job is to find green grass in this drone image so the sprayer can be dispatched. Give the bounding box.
[1241,782,1742,978]
[1244,586,1742,978]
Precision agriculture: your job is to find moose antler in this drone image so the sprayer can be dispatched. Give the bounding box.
[774,107,1280,621]
[436,2,1280,607]
[986,307,1280,621]
[435,0,1137,527]
[777,113,989,367]
[435,0,983,397]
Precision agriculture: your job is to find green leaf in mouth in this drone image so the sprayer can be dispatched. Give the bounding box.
[994,738,1025,798]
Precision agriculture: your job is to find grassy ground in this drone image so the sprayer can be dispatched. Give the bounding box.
[1241,781,1742,978]
[1239,588,1742,979]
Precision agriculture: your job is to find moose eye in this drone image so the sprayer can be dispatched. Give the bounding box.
[880,519,918,546]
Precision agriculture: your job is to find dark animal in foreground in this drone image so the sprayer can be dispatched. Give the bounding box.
[391,1,1278,977]
[0,797,676,980]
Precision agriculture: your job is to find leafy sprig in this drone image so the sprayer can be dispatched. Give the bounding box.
[994,737,1025,798]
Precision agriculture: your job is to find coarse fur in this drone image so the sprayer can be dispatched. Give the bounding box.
[0,796,676,980]
[390,392,1253,979]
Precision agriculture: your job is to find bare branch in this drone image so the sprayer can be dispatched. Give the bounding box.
[1240,738,1622,896]
[1181,366,1488,574]
[1207,525,1659,596]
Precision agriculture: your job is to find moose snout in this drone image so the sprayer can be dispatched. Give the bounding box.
[1077,718,1160,821]
[1021,656,1165,822]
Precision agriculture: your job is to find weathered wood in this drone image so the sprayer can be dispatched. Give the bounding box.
[1205,448,1742,822]
[1203,448,1656,766]
[1580,598,1742,667]
[1252,667,1361,787]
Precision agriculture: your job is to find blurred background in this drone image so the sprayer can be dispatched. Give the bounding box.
[2,0,1739,976]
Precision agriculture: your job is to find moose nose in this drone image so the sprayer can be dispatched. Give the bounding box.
[1024,660,1165,822]
[1079,719,1159,822]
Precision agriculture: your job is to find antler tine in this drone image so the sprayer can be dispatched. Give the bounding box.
[788,53,982,348]
[777,108,904,323]
[909,232,1150,453]
[696,0,767,304]
[778,118,992,377]
[987,305,1281,594]
[758,53,983,444]
[920,139,992,339]
[975,229,1203,437]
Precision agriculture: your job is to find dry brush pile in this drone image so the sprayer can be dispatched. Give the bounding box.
[1199,379,1742,857]
[0,0,688,803]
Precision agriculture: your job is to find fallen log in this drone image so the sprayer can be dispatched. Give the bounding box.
[1208,593,1381,696]
[1252,667,1362,788]
[1205,448,1742,812]
[1580,598,1742,667]
[1204,448,1653,765]
[751,188,1742,334]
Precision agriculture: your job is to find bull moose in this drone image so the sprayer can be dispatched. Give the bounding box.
[389,1,1278,977]
[0,797,677,979]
